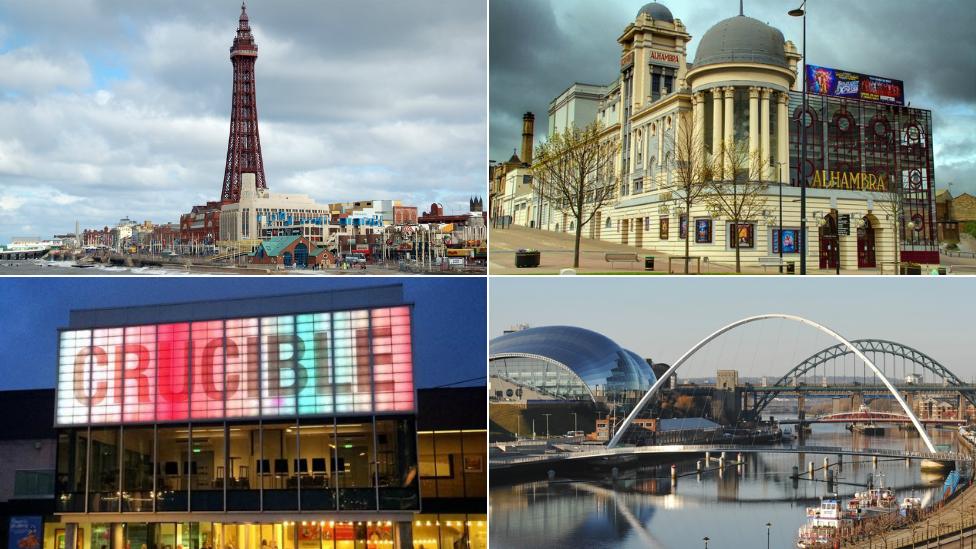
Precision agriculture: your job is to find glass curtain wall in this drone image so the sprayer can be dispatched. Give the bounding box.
[261,421,298,510]
[190,423,225,511]
[156,426,188,511]
[376,418,418,510]
[227,422,260,510]
[335,419,376,510]
[88,427,120,512]
[121,427,154,512]
[299,419,338,510]
[56,428,88,512]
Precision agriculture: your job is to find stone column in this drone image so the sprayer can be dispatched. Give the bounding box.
[777,92,790,183]
[748,87,760,180]
[694,92,706,177]
[712,88,723,179]
[760,88,771,181]
[723,86,735,180]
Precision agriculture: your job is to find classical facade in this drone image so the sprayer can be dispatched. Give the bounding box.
[504,2,940,270]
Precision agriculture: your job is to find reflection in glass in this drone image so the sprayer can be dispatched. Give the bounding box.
[190,423,224,511]
[156,426,188,511]
[336,419,376,510]
[88,427,120,512]
[56,429,87,512]
[376,418,419,510]
[262,421,298,510]
[227,423,260,510]
[121,427,154,512]
[299,420,337,510]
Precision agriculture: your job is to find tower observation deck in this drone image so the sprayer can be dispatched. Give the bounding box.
[221,2,267,202]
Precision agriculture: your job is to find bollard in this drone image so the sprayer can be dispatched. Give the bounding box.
[697,460,703,473]
[721,451,727,461]
[547,469,556,481]
[705,451,711,463]
[719,455,726,469]
[873,456,878,468]
[671,464,678,486]
[808,461,814,477]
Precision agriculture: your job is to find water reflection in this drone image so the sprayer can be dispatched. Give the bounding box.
[490,425,960,548]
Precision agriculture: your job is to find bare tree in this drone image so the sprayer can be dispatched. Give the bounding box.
[664,112,713,273]
[702,139,770,273]
[869,180,906,274]
[532,121,620,268]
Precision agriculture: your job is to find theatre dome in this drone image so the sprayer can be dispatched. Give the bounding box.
[637,2,674,22]
[489,326,655,401]
[693,15,788,69]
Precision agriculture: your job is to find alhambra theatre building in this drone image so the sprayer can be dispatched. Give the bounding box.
[49,286,486,549]
[516,2,938,269]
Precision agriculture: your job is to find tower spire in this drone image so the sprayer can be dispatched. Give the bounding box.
[222,2,266,202]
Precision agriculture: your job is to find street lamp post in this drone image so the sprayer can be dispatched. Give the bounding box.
[570,412,578,437]
[776,161,788,273]
[543,413,551,439]
[789,1,808,274]
[766,522,772,549]
[703,536,710,549]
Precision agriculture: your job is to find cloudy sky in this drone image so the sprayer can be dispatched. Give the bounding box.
[0,0,486,243]
[490,0,976,194]
[491,277,975,381]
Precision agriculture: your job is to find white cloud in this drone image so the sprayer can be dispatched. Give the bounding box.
[0,48,92,93]
[0,195,27,212]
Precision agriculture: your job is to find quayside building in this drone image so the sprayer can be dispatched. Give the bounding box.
[39,285,485,549]
[496,2,938,270]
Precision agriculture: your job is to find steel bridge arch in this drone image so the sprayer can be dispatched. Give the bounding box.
[751,339,976,416]
[606,314,938,453]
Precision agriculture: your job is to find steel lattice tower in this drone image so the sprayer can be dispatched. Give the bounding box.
[221,2,266,202]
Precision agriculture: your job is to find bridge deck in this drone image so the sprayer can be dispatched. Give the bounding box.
[491,443,969,469]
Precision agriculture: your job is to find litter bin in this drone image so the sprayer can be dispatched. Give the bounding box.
[786,261,795,274]
[515,250,541,268]
[644,256,655,271]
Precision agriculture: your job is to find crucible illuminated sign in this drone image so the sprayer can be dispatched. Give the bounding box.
[56,306,414,425]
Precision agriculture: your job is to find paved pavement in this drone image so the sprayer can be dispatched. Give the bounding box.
[489,225,952,275]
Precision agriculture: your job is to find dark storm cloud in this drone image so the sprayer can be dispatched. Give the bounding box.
[490,0,976,192]
[0,0,486,242]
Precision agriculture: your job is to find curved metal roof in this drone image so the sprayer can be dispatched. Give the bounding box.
[693,15,788,69]
[637,2,674,22]
[489,326,655,393]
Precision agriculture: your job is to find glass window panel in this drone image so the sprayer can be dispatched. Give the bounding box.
[56,429,87,512]
[297,313,333,416]
[121,426,154,512]
[90,328,123,424]
[336,418,376,510]
[225,318,260,419]
[376,418,419,510]
[462,431,486,498]
[156,426,188,511]
[191,321,226,420]
[190,423,224,511]
[157,323,191,421]
[87,427,120,512]
[299,420,337,511]
[122,325,156,423]
[227,422,260,510]
[262,316,298,417]
[262,421,298,510]
[58,330,91,425]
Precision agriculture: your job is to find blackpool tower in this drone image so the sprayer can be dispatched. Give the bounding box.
[221,2,266,202]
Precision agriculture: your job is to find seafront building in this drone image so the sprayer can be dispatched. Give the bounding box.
[494,2,940,270]
[34,285,486,548]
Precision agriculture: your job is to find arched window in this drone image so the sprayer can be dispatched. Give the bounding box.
[605,217,612,229]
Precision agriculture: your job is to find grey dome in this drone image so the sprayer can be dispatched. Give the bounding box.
[637,2,673,22]
[693,15,788,69]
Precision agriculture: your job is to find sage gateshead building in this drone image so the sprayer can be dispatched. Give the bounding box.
[488,325,655,404]
[49,285,486,549]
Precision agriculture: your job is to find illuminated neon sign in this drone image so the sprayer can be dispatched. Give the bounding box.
[56,306,414,425]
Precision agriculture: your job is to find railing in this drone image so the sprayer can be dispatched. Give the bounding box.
[491,443,970,466]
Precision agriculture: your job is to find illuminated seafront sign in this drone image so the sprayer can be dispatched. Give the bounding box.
[807,64,904,106]
[56,306,414,425]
